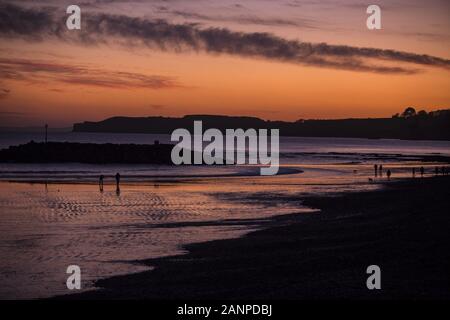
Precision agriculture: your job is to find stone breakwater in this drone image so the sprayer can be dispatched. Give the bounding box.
[0,141,174,164]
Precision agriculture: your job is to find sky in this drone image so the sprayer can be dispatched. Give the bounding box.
[0,0,449,127]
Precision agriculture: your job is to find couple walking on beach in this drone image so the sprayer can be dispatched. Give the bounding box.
[374,164,391,179]
[434,166,449,176]
[99,173,121,193]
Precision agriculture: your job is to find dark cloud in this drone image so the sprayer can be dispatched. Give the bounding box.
[60,73,178,89]
[1,3,450,74]
[0,3,57,40]
[78,14,448,73]
[0,58,181,89]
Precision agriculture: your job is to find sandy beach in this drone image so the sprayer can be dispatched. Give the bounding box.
[1,135,449,299]
[60,176,450,300]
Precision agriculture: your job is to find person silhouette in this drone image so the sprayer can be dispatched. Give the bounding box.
[115,172,121,192]
[412,167,416,177]
[420,166,424,177]
[374,164,378,177]
[379,164,383,176]
[99,174,104,192]
[387,169,391,180]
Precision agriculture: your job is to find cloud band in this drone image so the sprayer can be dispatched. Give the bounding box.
[1,3,449,74]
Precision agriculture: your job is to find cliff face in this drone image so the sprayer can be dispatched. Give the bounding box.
[73,115,267,134]
[72,112,450,141]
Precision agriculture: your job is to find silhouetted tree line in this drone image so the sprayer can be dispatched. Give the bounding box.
[392,107,443,119]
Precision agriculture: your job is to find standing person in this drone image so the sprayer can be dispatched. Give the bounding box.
[115,172,121,192]
[379,164,383,176]
[412,167,416,178]
[387,169,392,180]
[420,166,425,177]
[99,174,104,192]
[374,164,378,177]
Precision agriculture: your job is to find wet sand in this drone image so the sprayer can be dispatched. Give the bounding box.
[0,178,308,299]
[63,176,450,299]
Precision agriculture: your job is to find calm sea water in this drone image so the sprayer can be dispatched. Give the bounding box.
[0,132,449,299]
[2,131,450,155]
[1,132,449,181]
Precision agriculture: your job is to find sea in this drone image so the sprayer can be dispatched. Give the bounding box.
[0,132,449,299]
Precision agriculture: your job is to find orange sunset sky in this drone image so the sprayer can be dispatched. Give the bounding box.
[0,0,449,127]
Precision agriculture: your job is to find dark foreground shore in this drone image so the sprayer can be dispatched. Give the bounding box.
[62,176,450,299]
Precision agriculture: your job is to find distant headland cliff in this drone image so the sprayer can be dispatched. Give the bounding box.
[73,108,450,141]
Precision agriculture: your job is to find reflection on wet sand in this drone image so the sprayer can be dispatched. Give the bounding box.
[0,158,448,299]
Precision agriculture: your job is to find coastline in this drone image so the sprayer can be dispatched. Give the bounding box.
[59,176,450,300]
